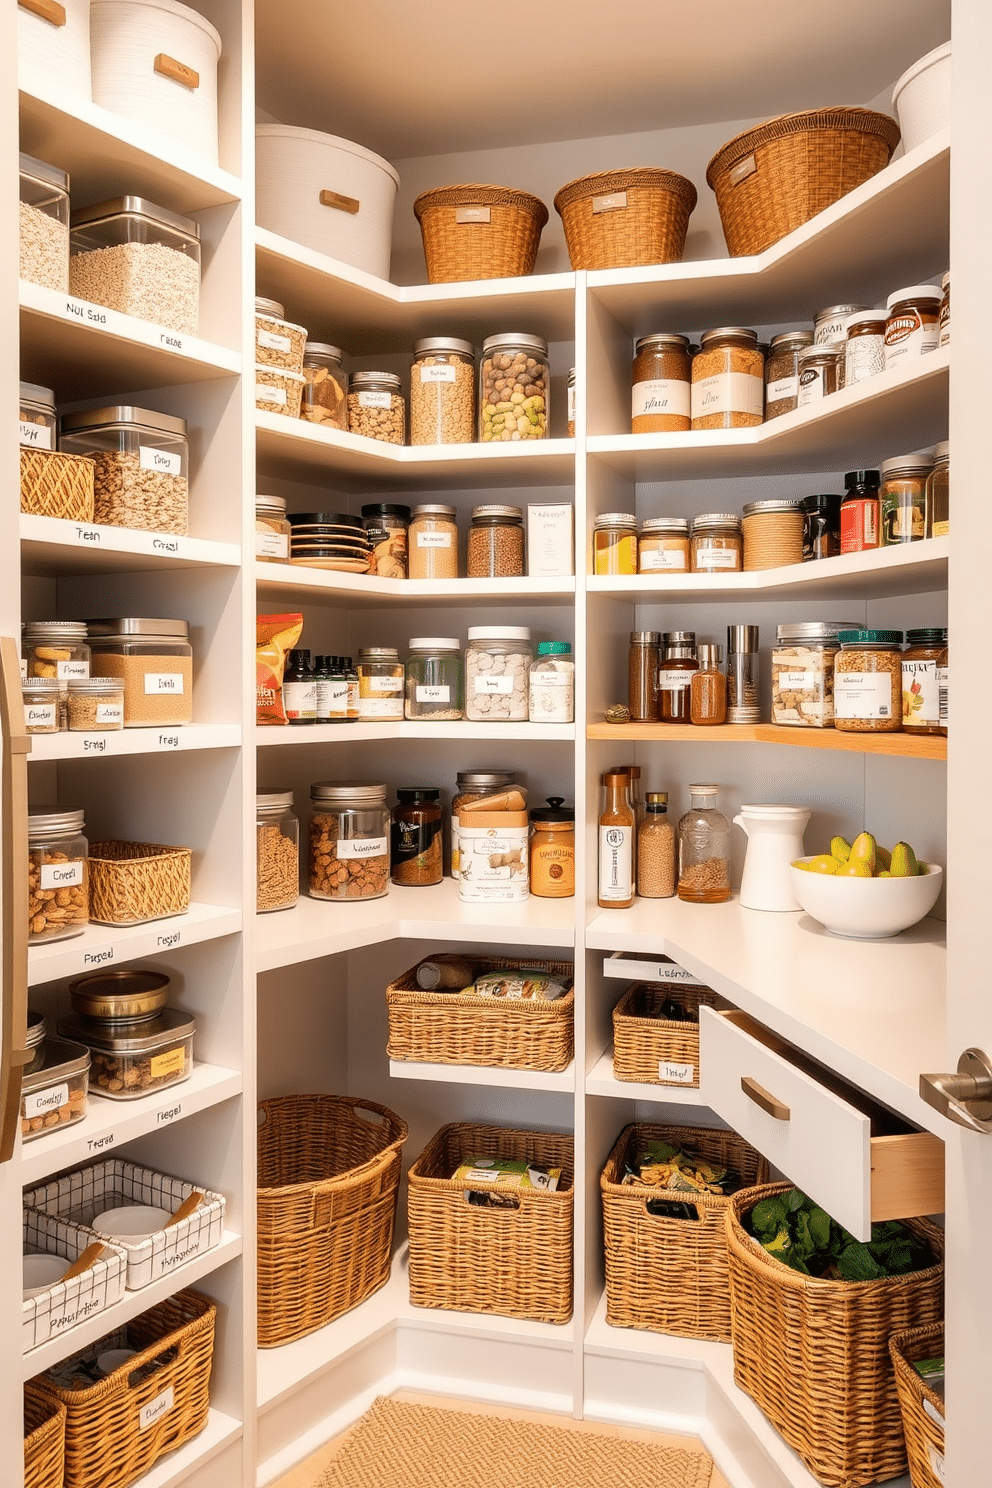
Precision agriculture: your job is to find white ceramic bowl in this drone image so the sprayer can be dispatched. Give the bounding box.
[23,1253,69,1298]
[92,1204,171,1242]
[790,858,943,939]
[892,41,951,154]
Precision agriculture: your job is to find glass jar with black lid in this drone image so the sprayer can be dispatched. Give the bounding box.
[391,788,443,886]
[802,493,841,561]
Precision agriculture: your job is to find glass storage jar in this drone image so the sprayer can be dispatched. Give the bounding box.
[254,297,307,372]
[467,504,525,577]
[22,678,60,734]
[59,405,189,535]
[567,367,576,436]
[677,784,731,903]
[530,798,575,898]
[301,342,348,429]
[801,493,841,561]
[87,618,193,727]
[405,637,463,720]
[690,643,727,724]
[880,451,933,546]
[742,499,804,570]
[410,337,475,444]
[309,781,390,901]
[690,328,764,430]
[902,628,948,736]
[594,512,638,575]
[628,630,661,722]
[764,331,812,419]
[480,333,549,441]
[19,152,69,292]
[637,792,675,899]
[23,621,90,727]
[465,626,532,721]
[885,284,942,370]
[926,442,949,537]
[409,503,458,579]
[21,1037,90,1140]
[638,516,690,573]
[255,494,291,562]
[19,381,57,452]
[844,309,887,387]
[659,631,697,722]
[529,641,574,723]
[69,196,201,336]
[348,371,405,444]
[256,788,299,912]
[362,503,410,578]
[815,304,867,345]
[356,647,404,720]
[833,629,904,733]
[939,271,950,348]
[797,343,841,405]
[391,788,443,886]
[67,677,124,731]
[691,513,742,572]
[28,806,88,943]
[631,333,692,432]
[25,1012,46,1077]
[840,469,881,554]
[451,769,521,879]
[770,621,855,728]
[58,1007,194,1099]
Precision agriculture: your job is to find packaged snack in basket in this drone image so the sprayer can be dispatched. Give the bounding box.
[465,970,570,1001]
[452,1156,561,1191]
[256,612,303,725]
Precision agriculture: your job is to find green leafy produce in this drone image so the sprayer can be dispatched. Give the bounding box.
[746,1190,934,1280]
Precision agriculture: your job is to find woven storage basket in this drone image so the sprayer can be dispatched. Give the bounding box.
[611,982,732,1089]
[387,953,574,1072]
[413,184,549,283]
[20,449,94,523]
[553,168,697,270]
[24,1383,65,1488]
[32,1288,215,1488]
[408,1122,574,1324]
[602,1122,767,1342]
[257,1094,408,1347]
[890,1322,945,1488]
[88,841,191,926]
[727,1181,944,1487]
[706,108,901,257]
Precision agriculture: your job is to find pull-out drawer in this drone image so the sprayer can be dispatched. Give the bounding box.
[699,1006,943,1240]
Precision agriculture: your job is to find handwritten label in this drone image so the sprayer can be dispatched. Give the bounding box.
[336,836,388,860]
[95,702,122,725]
[138,445,182,477]
[139,1387,174,1432]
[659,1060,695,1084]
[152,537,180,554]
[157,733,180,749]
[157,1103,182,1124]
[156,1231,206,1275]
[156,929,181,950]
[369,675,402,692]
[604,957,705,985]
[82,945,115,967]
[419,364,457,383]
[83,737,107,752]
[160,333,183,351]
[416,685,450,702]
[64,295,108,326]
[20,419,53,449]
[592,190,628,213]
[145,673,184,695]
[49,1295,102,1331]
[150,1046,187,1079]
[41,860,83,889]
[474,675,513,695]
[415,531,451,548]
[928,1446,947,1482]
[256,382,287,405]
[26,703,57,728]
[257,327,291,353]
[57,660,88,680]
[87,1132,115,1151]
[24,1083,69,1117]
[357,390,392,408]
[74,526,101,544]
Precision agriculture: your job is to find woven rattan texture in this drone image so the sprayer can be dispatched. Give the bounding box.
[257,1094,408,1347]
[554,168,697,270]
[611,983,732,1088]
[24,1384,65,1488]
[890,1322,945,1488]
[88,841,192,925]
[318,1396,714,1488]
[602,1123,768,1342]
[726,1182,944,1487]
[386,953,574,1071]
[407,1122,574,1324]
[20,449,95,522]
[413,185,549,282]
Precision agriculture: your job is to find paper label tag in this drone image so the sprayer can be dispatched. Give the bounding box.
[256,382,287,405]
[592,191,628,213]
[256,529,289,558]
[530,671,571,686]
[599,825,632,901]
[729,153,757,185]
[144,673,185,695]
[139,1387,174,1432]
[95,702,122,724]
[605,957,705,985]
[567,382,576,423]
[336,836,388,859]
[24,1082,69,1117]
[258,327,291,353]
[416,530,451,548]
[358,697,403,718]
[138,445,182,476]
[419,364,457,383]
[767,375,798,403]
[834,672,894,720]
[780,670,814,689]
[416,685,451,702]
[632,379,691,419]
[474,675,514,695]
[26,703,58,727]
[659,1060,694,1084]
[928,1446,947,1482]
[369,675,402,692]
[20,419,53,449]
[40,860,83,888]
[695,546,739,570]
[455,206,491,223]
[358,390,391,408]
[57,660,88,680]
[691,370,764,420]
[902,658,942,728]
[640,547,688,571]
[149,1046,187,1079]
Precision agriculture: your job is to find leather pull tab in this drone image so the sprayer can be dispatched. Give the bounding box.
[154,53,200,90]
[320,190,360,215]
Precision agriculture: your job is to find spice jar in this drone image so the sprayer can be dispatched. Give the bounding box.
[480,333,549,441]
[638,792,675,899]
[467,504,525,578]
[362,503,410,578]
[451,770,521,879]
[677,784,731,903]
[742,499,804,570]
[833,629,903,733]
[814,304,867,345]
[405,638,463,720]
[529,798,575,898]
[801,494,841,561]
[283,648,316,724]
[20,381,57,452]
[926,443,949,537]
[391,788,443,886]
[844,309,887,387]
[409,504,459,579]
[594,513,638,575]
[22,678,60,734]
[88,618,193,726]
[67,677,124,731]
[885,284,942,370]
[348,371,405,444]
[254,297,307,372]
[599,771,634,909]
[764,331,812,419]
[28,806,88,942]
[70,196,201,336]
[465,627,532,721]
[631,334,692,432]
[690,643,727,725]
[567,367,576,436]
[902,628,948,736]
[309,781,390,901]
[797,343,841,406]
[939,271,950,349]
[691,513,742,573]
[628,631,661,722]
[301,342,348,430]
[19,151,69,292]
[411,337,475,444]
[880,451,932,546]
[771,621,855,728]
[690,328,764,430]
[256,789,299,912]
[255,494,291,563]
[839,469,881,554]
[659,631,697,722]
[726,624,760,724]
[529,642,574,723]
[59,405,189,535]
[638,516,690,573]
[356,647,404,720]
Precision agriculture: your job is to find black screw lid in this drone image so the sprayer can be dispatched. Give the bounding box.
[529,796,575,823]
[396,787,441,802]
[843,470,880,489]
[906,628,948,645]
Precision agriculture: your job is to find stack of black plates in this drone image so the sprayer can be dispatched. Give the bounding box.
[288,512,372,573]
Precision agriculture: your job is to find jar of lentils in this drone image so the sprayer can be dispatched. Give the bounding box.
[405,637,463,720]
[309,781,390,901]
[690,513,742,572]
[764,331,812,419]
[833,629,903,733]
[690,328,764,430]
[410,337,475,445]
[467,504,525,577]
[464,626,532,721]
[480,333,549,441]
[356,647,404,720]
[348,371,405,445]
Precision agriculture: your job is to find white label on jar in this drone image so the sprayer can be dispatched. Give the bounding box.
[780,670,815,689]
[834,672,895,720]
[20,419,53,449]
[358,390,391,408]
[691,371,763,420]
[258,327,292,353]
[95,702,122,724]
[815,318,847,345]
[256,382,287,405]
[632,379,691,420]
[530,671,571,686]
[640,547,688,571]
[358,697,404,719]
[599,825,633,901]
[416,530,451,548]
[369,675,402,692]
[659,1060,694,1084]
[416,685,451,702]
[40,860,84,889]
[57,660,88,680]
[283,680,316,713]
[256,529,289,558]
[567,381,576,423]
[695,547,739,570]
[24,1083,69,1117]
[139,1388,174,1432]
[766,375,798,403]
[474,675,514,695]
[658,674,692,692]
[139,445,182,476]
[902,658,941,727]
[419,364,457,383]
[317,680,348,718]
[336,836,388,859]
[26,703,57,727]
[144,673,185,695]
[938,666,949,726]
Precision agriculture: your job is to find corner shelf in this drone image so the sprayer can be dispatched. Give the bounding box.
[255,563,575,609]
[586,723,946,761]
[257,721,574,745]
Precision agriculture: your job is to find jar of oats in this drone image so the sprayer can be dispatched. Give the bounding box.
[67,677,124,731]
[771,621,856,728]
[411,337,475,444]
[301,342,348,430]
[255,297,307,372]
[690,328,764,430]
[88,618,193,727]
[69,196,201,336]
[409,504,459,579]
[309,781,390,901]
[28,807,88,943]
[690,513,742,572]
[833,629,904,733]
[480,333,549,441]
[348,371,405,444]
[59,405,189,534]
[255,494,292,563]
[19,152,69,292]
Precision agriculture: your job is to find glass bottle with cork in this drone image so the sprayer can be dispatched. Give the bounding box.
[598,771,634,909]
[659,631,698,722]
[638,793,675,899]
[690,644,727,724]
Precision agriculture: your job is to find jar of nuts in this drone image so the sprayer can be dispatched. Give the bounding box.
[411,337,475,445]
[480,333,549,441]
[834,629,904,733]
[464,626,532,721]
[23,621,90,728]
[301,342,348,431]
[66,676,124,731]
[28,806,89,943]
[59,405,189,535]
[309,781,390,901]
[20,1037,89,1140]
[58,1007,194,1100]
[348,371,405,445]
[771,621,856,728]
[467,504,525,578]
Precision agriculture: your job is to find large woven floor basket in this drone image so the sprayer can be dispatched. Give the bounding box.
[890,1321,945,1488]
[554,168,697,270]
[407,1122,574,1324]
[24,1383,65,1488]
[706,108,901,257]
[413,184,549,282]
[602,1122,767,1343]
[726,1182,944,1488]
[257,1094,408,1346]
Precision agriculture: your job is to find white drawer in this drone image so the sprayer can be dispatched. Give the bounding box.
[699,1006,943,1240]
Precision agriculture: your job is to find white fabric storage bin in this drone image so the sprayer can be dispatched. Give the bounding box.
[22,1207,127,1353]
[90,0,222,165]
[892,41,951,154]
[18,0,92,99]
[256,124,400,280]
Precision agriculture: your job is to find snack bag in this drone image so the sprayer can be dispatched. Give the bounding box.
[257,612,303,725]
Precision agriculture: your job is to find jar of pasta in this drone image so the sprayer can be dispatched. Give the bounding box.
[348,372,405,444]
[594,513,637,575]
[255,494,291,563]
[356,647,404,720]
[411,337,475,444]
[631,334,692,432]
[256,789,299,912]
[309,782,390,901]
[409,504,458,579]
[690,328,764,430]
[690,513,742,572]
[301,342,348,430]
[833,630,903,733]
[59,405,189,535]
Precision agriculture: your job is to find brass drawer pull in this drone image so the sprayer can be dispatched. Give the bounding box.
[741,1075,790,1121]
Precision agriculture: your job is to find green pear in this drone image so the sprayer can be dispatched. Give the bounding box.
[849,831,878,874]
[890,841,920,878]
[877,870,892,877]
[830,836,852,863]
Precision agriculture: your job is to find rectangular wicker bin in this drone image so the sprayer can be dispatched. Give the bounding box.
[726,1182,945,1488]
[890,1322,945,1488]
[257,1093,408,1347]
[612,982,732,1089]
[88,841,192,927]
[601,1122,767,1343]
[386,953,574,1073]
[407,1122,574,1325]
[20,448,94,523]
[24,1383,65,1488]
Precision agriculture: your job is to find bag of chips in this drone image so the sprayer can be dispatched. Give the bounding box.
[257,612,303,725]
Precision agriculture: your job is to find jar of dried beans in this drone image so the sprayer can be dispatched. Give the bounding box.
[70,196,201,336]
[19,151,69,292]
[833,629,904,733]
[255,494,291,563]
[764,331,812,419]
[348,371,405,444]
[309,781,390,901]
[638,516,690,573]
[256,789,299,912]
[28,806,88,943]
[480,333,549,441]
[631,333,692,432]
[677,784,731,903]
[301,342,348,430]
[880,451,932,546]
[467,504,525,577]
[690,513,742,572]
[87,618,193,727]
[409,504,458,579]
[690,328,764,430]
[59,405,189,534]
[411,337,475,444]
[902,628,948,736]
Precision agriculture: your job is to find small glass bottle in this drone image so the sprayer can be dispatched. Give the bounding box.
[926,443,949,537]
[637,792,675,899]
[659,631,697,722]
[598,771,634,909]
[283,648,316,724]
[690,644,727,725]
[678,784,731,904]
[391,788,444,887]
[628,631,661,722]
[839,469,881,554]
[726,624,760,724]
[315,656,348,724]
[343,657,360,721]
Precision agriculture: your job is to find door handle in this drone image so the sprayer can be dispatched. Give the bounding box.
[920,1049,992,1133]
[741,1075,790,1121]
[0,635,32,1162]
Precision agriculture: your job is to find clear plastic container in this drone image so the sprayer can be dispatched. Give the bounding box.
[67,677,124,731]
[69,196,201,335]
[22,622,90,728]
[771,621,854,728]
[19,381,57,452]
[256,494,291,562]
[405,638,463,720]
[88,618,193,727]
[25,1010,46,1077]
[255,297,307,372]
[28,807,88,943]
[59,405,189,535]
[465,626,532,721]
[409,504,458,579]
[309,781,391,901]
[348,371,405,443]
[357,647,404,720]
[256,364,305,418]
[480,333,549,441]
[411,337,475,444]
[467,504,525,577]
[22,678,61,734]
[19,151,69,292]
[257,789,299,912]
[20,1037,90,1141]
[301,342,348,430]
[58,1008,194,1099]
[677,784,731,903]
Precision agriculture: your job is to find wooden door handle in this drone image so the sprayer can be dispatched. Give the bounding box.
[741,1075,790,1121]
[19,0,66,26]
[320,189,360,215]
[154,53,200,89]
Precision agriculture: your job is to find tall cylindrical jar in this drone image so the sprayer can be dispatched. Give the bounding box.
[594,513,638,575]
[362,503,410,578]
[926,443,949,537]
[301,342,348,430]
[356,647,404,720]
[726,624,760,724]
[844,309,887,387]
[529,642,574,723]
[467,504,525,577]
[308,782,390,901]
[902,628,948,737]
[28,807,88,942]
[464,627,532,721]
[880,452,933,546]
[408,504,459,579]
[638,792,675,898]
[677,784,731,903]
[690,328,764,430]
[410,337,475,444]
[348,371,405,444]
[631,334,692,432]
[256,789,299,912]
[742,499,804,570]
[480,333,549,441]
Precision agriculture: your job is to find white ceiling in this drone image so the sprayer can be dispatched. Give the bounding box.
[254,0,950,159]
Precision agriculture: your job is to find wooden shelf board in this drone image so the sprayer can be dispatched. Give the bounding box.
[587,722,946,760]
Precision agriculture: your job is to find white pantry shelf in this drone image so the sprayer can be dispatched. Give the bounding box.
[28,903,243,987]
[29,724,242,762]
[388,1058,575,1093]
[20,515,240,577]
[585,1052,707,1105]
[128,1411,244,1488]
[256,721,574,745]
[255,563,575,608]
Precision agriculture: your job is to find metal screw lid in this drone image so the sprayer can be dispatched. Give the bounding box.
[595,512,637,527]
[67,677,123,694]
[19,381,56,409]
[358,647,400,662]
[630,631,661,644]
[22,677,60,691]
[255,297,285,318]
[256,494,287,514]
[413,337,474,357]
[727,624,759,652]
[641,516,690,533]
[26,1010,46,1049]
[688,783,718,796]
[697,644,723,668]
[693,512,741,531]
[906,628,948,645]
[645,792,669,806]
[22,621,89,641]
[699,327,759,348]
[350,371,402,390]
[776,621,858,642]
[815,303,868,321]
[481,333,548,354]
[768,331,813,352]
[411,504,457,518]
[455,770,517,787]
[310,781,388,804]
[257,788,294,808]
[396,787,441,801]
[86,618,189,639]
[931,441,949,462]
[663,631,696,645]
[303,342,345,361]
[470,504,523,520]
[634,333,691,354]
[742,499,804,516]
[28,806,86,836]
[881,452,934,477]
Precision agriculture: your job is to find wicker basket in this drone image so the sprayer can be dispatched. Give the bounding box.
[413,184,549,283]
[727,1182,944,1487]
[553,168,697,270]
[612,982,731,1088]
[387,953,574,1072]
[407,1122,573,1324]
[88,841,192,926]
[890,1322,945,1488]
[20,449,95,523]
[257,1094,408,1347]
[601,1122,767,1342]
[706,108,901,257]
[32,1289,216,1488]
[24,1383,65,1488]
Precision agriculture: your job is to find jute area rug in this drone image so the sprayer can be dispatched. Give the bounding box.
[317,1395,714,1488]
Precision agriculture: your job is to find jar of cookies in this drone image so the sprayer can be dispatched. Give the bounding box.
[28,806,88,943]
[301,342,348,430]
[23,621,90,726]
[309,781,390,901]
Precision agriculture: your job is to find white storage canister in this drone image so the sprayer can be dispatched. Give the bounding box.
[17,0,91,99]
[255,124,400,280]
[892,41,951,154]
[89,0,222,165]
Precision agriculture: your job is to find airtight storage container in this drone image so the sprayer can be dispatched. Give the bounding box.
[17,0,91,100]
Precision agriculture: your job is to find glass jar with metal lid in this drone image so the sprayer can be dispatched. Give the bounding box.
[844,309,887,387]
[451,769,522,878]
[467,504,525,577]
[356,647,404,720]
[87,618,193,727]
[25,1010,47,1077]
[638,516,690,573]
[691,513,742,572]
[465,626,532,721]
[814,304,867,345]
[659,631,698,722]
[833,629,904,733]
[362,503,410,578]
[409,503,458,579]
[880,451,933,546]
[66,677,124,732]
[19,151,69,292]
[309,781,391,901]
[28,806,88,943]
[690,328,764,430]
[69,196,201,336]
[301,342,348,430]
[254,296,307,373]
[771,621,857,728]
[797,343,842,406]
[21,1037,90,1139]
[926,442,949,537]
[22,678,60,734]
[257,788,299,912]
[23,621,90,726]
[594,512,638,575]
[480,333,549,441]
[58,1006,195,1099]
[348,371,405,444]
[405,638,463,721]
[411,337,475,445]
[902,628,948,736]
[567,367,576,436]
[631,333,692,432]
[59,405,189,535]
[885,284,942,370]
[628,631,661,722]
[742,499,804,571]
[764,331,813,419]
[19,381,57,452]
[256,494,291,563]
[68,968,171,1021]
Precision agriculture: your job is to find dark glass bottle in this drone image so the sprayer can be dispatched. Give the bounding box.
[391,787,443,886]
[283,648,316,724]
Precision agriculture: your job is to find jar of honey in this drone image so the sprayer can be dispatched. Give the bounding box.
[529,798,575,898]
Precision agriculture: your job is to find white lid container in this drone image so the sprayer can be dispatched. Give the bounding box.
[892,41,951,155]
[18,0,91,100]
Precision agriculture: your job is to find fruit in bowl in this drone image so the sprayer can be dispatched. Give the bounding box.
[790,832,942,939]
